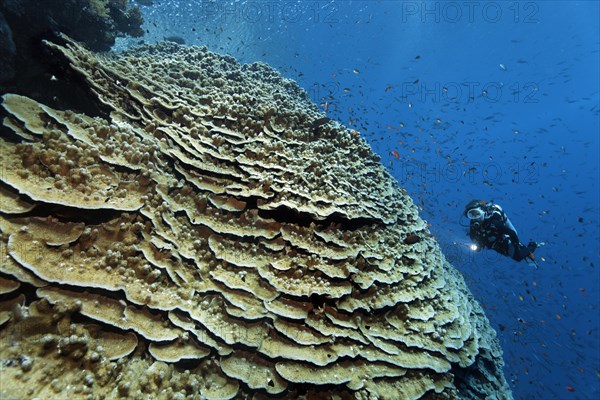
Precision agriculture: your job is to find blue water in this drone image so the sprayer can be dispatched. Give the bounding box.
[128,1,600,398]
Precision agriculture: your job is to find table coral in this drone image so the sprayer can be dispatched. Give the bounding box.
[0,35,513,399]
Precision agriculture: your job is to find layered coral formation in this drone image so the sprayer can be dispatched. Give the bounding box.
[0,35,513,399]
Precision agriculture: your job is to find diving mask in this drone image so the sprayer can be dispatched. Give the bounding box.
[466,207,484,220]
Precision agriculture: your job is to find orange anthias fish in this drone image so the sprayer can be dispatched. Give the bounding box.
[391,151,400,159]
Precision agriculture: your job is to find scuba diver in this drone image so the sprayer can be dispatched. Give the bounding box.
[464,200,543,267]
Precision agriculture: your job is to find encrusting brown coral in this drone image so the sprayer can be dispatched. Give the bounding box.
[0,35,513,399]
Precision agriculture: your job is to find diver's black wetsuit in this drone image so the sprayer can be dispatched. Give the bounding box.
[469,204,535,262]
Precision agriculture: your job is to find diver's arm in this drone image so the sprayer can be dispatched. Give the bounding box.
[500,218,520,247]
[504,217,517,236]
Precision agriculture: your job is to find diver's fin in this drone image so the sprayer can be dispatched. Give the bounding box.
[525,253,538,269]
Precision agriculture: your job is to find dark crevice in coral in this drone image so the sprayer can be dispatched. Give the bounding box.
[0,278,37,304]
[451,353,500,400]
[67,310,128,334]
[168,156,249,189]
[257,205,377,231]
[0,122,25,143]
[308,293,327,311]
[171,358,203,371]
[2,200,123,226]
[244,196,258,210]
[285,382,355,398]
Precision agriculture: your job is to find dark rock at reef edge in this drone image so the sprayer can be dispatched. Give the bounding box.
[0,11,16,82]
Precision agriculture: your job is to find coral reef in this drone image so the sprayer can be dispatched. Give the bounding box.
[0,35,513,399]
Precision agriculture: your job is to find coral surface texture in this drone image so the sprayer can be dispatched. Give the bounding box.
[0,36,513,400]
